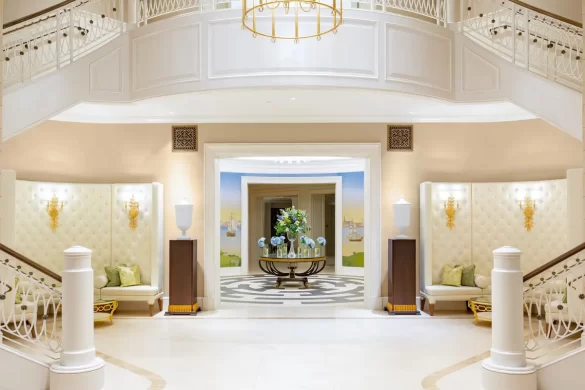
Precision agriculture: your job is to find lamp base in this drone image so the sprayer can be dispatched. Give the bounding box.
[395,234,409,239]
[177,236,191,240]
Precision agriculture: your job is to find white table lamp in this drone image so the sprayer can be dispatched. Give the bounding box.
[175,198,193,240]
[393,197,411,239]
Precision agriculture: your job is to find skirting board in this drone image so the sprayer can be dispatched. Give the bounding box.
[162,297,204,312]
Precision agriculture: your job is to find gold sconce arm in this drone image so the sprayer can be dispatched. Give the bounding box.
[125,196,140,231]
[518,195,536,232]
[46,196,64,232]
[444,195,460,231]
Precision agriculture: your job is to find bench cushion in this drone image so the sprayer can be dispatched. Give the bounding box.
[425,285,484,297]
[100,285,159,297]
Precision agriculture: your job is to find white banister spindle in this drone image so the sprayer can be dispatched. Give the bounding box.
[56,11,62,69]
[523,7,529,70]
[49,246,105,390]
[69,6,75,64]
[482,247,536,390]
[511,3,516,65]
[120,0,125,34]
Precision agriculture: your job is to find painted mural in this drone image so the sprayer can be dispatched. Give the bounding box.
[219,172,365,268]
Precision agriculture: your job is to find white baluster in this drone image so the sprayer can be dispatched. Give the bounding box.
[69,6,75,64]
[511,2,516,65]
[482,246,536,390]
[523,6,529,69]
[120,0,125,34]
[56,10,62,70]
[49,246,105,390]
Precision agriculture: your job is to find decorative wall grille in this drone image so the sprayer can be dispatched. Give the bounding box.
[387,125,413,151]
[172,126,198,152]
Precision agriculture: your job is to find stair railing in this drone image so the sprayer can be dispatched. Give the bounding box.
[522,242,585,362]
[2,0,125,88]
[461,0,583,90]
[0,244,63,363]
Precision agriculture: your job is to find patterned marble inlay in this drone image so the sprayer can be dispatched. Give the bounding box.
[220,274,364,305]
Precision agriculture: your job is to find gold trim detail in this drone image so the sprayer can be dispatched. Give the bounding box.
[168,303,199,313]
[386,302,417,312]
[444,195,459,231]
[519,195,536,232]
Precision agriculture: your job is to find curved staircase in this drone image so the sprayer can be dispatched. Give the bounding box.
[0,0,582,140]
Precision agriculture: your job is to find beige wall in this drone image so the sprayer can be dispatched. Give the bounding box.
[527,0,581,22]
[0,120,581,298]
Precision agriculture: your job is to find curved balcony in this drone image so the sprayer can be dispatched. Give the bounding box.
[1,0,582,140]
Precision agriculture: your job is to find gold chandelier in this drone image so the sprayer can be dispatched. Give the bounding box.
[242,0,343,42]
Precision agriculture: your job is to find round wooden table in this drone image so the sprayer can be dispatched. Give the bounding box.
[259,255,327,288]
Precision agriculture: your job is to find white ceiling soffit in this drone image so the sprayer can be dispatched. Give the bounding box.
[51,88,536,124]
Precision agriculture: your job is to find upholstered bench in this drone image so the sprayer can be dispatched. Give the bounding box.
[420,274,490,316]
[94,275,163,316]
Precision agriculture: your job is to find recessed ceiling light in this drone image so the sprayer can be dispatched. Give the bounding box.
[290,97,296,101]
[169,111,174,115]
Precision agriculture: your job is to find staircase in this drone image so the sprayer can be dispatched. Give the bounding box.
[1,0,582,140]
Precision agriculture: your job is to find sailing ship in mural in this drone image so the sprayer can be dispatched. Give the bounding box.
[226,213,238,237]
[346,219,364,242]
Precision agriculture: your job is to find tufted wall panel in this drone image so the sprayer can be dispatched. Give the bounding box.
[14,181,112,274]
[111,184,154,284]
[471,180,568,276]
[430,183,472,284]
[421,179,569,290]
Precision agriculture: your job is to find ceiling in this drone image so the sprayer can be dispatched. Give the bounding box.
[51,88,536,124]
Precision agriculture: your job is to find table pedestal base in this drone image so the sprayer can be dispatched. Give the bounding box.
[275,277,309,289]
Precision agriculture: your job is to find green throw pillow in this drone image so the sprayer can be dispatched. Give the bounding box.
[104,265,122,287]
[461,264,476,287]
[441,265,463,287]
[119,265,141,287]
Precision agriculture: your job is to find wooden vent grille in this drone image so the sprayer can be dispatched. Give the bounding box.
[172,126,198,152]
[387,125,413,151]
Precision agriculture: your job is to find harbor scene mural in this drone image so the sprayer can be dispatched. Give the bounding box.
[219,172,365,268]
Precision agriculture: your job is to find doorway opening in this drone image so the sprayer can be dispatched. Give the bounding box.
[205,144,382,312]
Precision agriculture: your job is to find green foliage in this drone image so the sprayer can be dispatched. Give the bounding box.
[342,252,364,267]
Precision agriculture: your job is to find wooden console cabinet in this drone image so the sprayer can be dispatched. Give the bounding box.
[386,239,419,315]
[166,240,200,316]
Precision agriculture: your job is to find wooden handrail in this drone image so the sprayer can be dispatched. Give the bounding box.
[0,243,62,283]
[523,241,585,282]
[3,0,79,30]
[509,0,582,28]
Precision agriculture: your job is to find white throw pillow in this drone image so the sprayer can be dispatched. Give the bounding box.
[94,274,108,289]
[474,274,490,289]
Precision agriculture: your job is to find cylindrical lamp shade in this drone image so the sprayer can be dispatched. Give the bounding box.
[175,199,193,240]
[393,197,411,239]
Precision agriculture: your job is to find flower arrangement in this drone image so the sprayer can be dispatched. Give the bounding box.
[306,238,316,249]
[317,237,326,246]
[257,237,266,248]
[274,206,308,236]
[270,236,284,247]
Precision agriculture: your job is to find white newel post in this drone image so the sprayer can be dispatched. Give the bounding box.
[482,247,536,390]
[50,246,105,390]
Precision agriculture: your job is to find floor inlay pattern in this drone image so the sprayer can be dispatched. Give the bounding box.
[220,274,364,305]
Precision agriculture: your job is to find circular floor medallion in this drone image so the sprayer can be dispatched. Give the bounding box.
[220,274,364,305]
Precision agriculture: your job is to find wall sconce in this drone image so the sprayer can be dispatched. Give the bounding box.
[46,195,64,232]
[439,189,463,231]
[122,192,145,231]
[516,187,542,232]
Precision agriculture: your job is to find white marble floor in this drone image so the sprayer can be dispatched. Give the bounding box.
[95,316,491,390]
